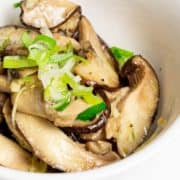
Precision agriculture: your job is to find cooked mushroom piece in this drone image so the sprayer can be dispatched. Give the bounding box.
[0,26,38,56]
[85,140,120,161]
[20,0,80,35]
[74,17,120,89]
[85,140,112,155]
[0,26,81,57]
[80,128,106,141]
[52,7,81,37]
[53,33,81,51]
[106,55,160,157]
[0,93,7,123]
[12,81,110,134]
[11,84,47,119]
[0,75,11,93]
[45,89,111,134]
[17,68,38,78]
[3,99,32,151]
[0,134,45,172]
[15,112,116,172]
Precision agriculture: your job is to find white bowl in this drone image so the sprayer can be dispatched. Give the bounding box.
[0,0,179,180]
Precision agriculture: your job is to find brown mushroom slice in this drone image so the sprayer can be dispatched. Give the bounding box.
[86,141,112,155]
[85,141,120,161]
[46,98,90,127]
[80,129,106,141]
[0,60,5,74]
[53,33,81,51]
[20,0,80,31]
[3,99,32,151]
[52,7,81,37]
[0,75,11,93]
[74,17,119,89]
[0,134,45,171]
[15,112,112,172]
[0,26,38,56]
[106,55,160,157]
[11,85,47,118]
[17,68,38,78]
[0,93,7,124]
[46,99,110,134]
[46,90,111,134]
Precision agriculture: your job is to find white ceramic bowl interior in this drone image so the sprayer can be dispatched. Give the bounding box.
[0,0,179,180]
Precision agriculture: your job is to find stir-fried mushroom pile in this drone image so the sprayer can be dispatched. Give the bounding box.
[0,0,160,173]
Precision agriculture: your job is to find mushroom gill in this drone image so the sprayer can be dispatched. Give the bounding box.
[105,55,160,157]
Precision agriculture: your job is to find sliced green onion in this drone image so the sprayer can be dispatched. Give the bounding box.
[3,56,37,69]
[33,35,56,50]
[76,102,107,121]
[49,52,74,65]
[62,73,102,105]
[0,39,10,51]
[22,32,34,48]
[53,99,70,111]
[111,47,134,67]
[72,88,102,105]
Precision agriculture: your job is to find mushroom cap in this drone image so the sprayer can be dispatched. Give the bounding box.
[106,55,160,157]
[20,0,81,37]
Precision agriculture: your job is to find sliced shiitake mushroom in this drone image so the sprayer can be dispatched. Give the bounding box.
[85,140,120,161]
[0,26,80,57]
[20,0,81,37]
[74,17,120,89]
[13,83,111,134]
[0,75,11,93]
[80,128,106,141]
[11,84,47,119]
[52,7,81,37]
[15,112,115,172]
[86,140,112,155]
[17,68,38,78]
[53,33,81,51]
[0,134,45,171]
[0,26,38,56]
[106,55,160,157]
[3,99,32,151]
[46,90,111,134]
[0,93,7,124]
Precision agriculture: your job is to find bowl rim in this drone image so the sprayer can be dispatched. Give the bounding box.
[0,116,179,180]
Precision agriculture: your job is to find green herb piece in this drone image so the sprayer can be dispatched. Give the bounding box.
[76,102,107,121]
[53,99,70,111]
[3,56,37,69]
[62,73,102,105]
[111,47,134,67]
[13,2,21,8]
[22,32,34,48]
[49,52,74,65]
[33,35,57,50]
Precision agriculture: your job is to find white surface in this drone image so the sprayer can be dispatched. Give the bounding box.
[0,0,179,180]
[104,135,180,180]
